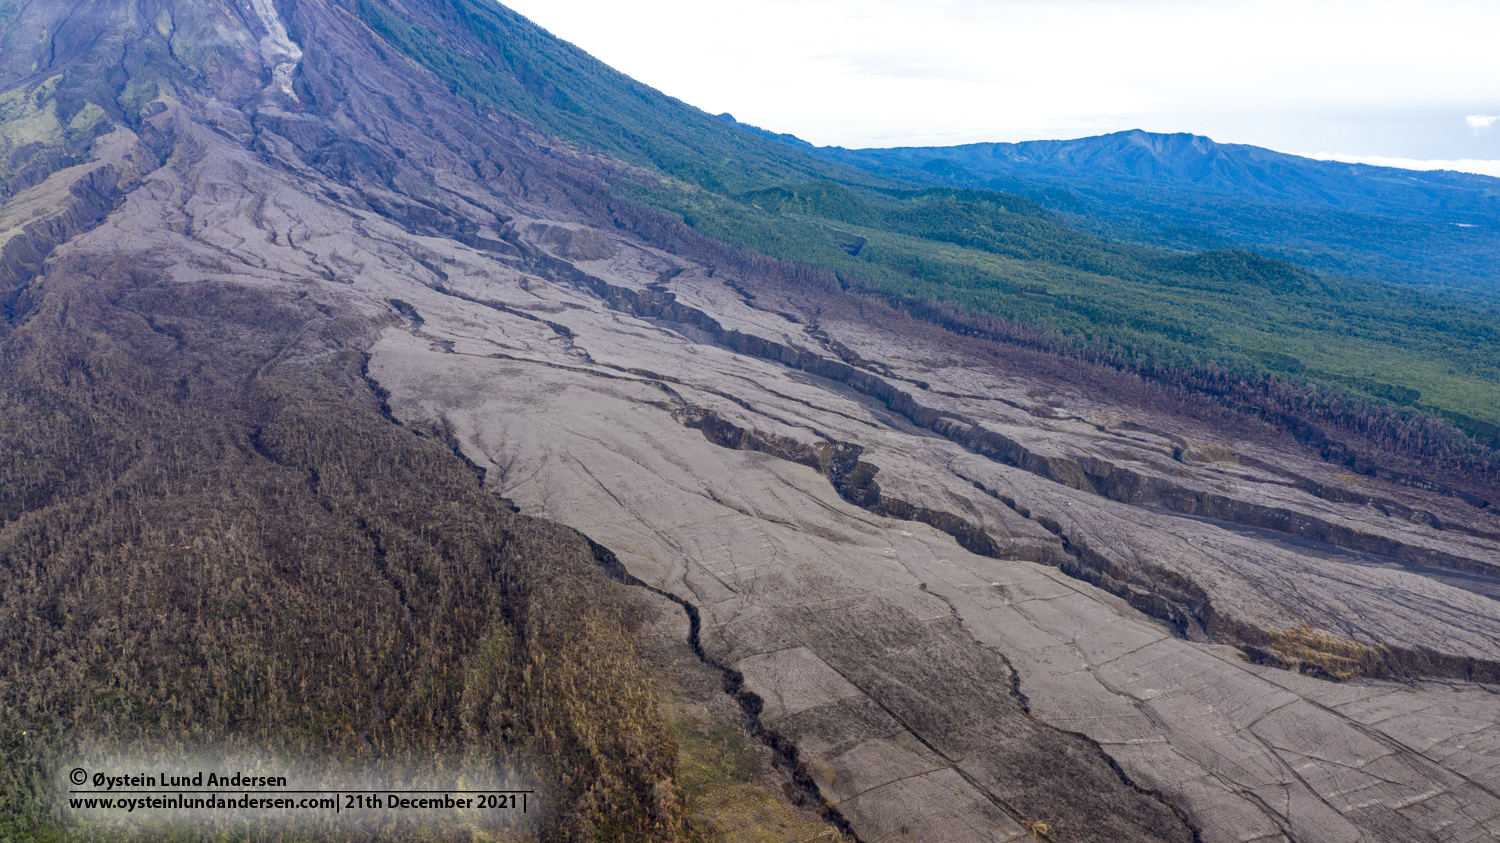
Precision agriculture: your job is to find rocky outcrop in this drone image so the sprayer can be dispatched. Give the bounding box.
[1,150,149,319]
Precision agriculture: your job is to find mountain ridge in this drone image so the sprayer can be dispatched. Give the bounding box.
[724,118,1500,287]
[4,1,1500,841]
[353,0,890,193]
[740,123,1500,218]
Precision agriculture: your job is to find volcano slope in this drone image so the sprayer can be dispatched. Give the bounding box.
[2,0,1499,841]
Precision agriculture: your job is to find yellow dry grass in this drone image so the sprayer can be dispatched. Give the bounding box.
[1022,818,1054,840]
[1261,624,1391,681]
[672,712,849,843]
[692,783,850,843]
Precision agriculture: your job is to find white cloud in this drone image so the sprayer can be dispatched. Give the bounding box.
[498,0,1500,155]
[1298,152,1500,179]
[1468,115,1500,130]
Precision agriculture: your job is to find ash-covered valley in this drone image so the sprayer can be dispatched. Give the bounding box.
[1,0,1497,841]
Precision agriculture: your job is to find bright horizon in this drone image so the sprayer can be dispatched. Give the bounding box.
[500,0,1500,178]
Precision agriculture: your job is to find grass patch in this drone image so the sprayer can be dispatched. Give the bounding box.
[1254,624,1394,681]
[674,722,764,802]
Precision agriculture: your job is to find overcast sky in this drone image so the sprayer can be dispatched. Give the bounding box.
[500,0,1500,176]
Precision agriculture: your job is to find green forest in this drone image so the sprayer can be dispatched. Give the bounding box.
[644,181,1500,431]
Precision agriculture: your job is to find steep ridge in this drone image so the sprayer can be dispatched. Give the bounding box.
[353,0,880,192]
[0,0,707,839]
[3,0,1499,842]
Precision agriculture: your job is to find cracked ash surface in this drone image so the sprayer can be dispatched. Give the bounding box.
[2,0,1498,840]
[368,222,1500,843]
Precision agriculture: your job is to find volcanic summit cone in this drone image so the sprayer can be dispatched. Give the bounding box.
[2,1,1498,841]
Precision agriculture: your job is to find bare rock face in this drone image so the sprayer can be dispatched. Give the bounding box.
[3,1,1499,841]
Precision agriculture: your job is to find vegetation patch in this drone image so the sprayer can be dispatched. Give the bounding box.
[0,262,695,841]
[672,718,849,843]
[1248,624,1395,681]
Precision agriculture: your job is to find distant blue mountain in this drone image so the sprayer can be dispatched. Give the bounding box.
[722,121,1500,288]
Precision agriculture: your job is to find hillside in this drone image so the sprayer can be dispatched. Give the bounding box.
[339,3,1500,436]
[3,1,1500,842]
[353,0,879,193]
[768,125,1500,287]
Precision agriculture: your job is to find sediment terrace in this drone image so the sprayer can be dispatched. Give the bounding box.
[3,0,1497,838]
[366,216,1500,841]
